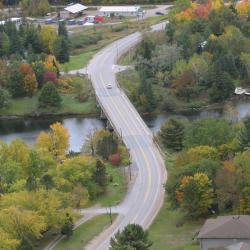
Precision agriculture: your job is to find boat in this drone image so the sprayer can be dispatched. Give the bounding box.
[235,87,246,95]
[245,88,250,96]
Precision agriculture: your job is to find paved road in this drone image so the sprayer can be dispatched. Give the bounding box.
[86,22,168,250]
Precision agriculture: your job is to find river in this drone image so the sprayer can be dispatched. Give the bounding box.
[0,100,249,152]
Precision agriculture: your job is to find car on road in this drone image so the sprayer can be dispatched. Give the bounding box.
[155,11,164,15]
[106,84,112,89]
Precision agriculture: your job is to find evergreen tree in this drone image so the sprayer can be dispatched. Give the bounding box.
[8,64,26,98]
[209,70,234,102]
[136,59,156,112]
[93,159,107,189]
[38,82,62,108]
[53,36,69,63]
[0,32,10,57]
[110,224,152,250]
[160,117,185,152]
[61,214,73,238]
[96,134,118,159]
[239,116,250,151]
[58,21,68,38]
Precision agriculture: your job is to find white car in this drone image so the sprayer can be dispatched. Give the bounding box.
[106,84,112,89]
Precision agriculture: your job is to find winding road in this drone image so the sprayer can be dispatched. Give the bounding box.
[85,22,168,250]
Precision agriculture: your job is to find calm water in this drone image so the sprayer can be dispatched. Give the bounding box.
[0,101,249,151]
[0,117,105,152]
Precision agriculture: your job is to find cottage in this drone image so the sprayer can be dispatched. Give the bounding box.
[198,215,250,250]
[60,3,88,19]
[99,6,143,17]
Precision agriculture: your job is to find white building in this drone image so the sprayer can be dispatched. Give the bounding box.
[60,3,88,19]
[99,6,142,17]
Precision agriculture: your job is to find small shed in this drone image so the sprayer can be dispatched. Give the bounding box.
[99,6,142,17]
[60,3,88,19]
[198,215,250,250]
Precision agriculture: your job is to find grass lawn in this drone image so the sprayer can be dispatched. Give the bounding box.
[0,77,98,116]
[54,214,117,250]
[91,164,127,207]
[60,50,97,72]
[149,202,203,250]
[60,15,168,72]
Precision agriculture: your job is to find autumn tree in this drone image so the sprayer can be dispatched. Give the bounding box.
[24,73,38,97]
[176,173,214,217]
[110,224,152,250]
[215,161,240,211]
[160,117,185,152]
[36,122,69,160]
[38,82,61,108]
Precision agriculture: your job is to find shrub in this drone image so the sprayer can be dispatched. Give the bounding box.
[109,153,121,166]
[38,82,62,108]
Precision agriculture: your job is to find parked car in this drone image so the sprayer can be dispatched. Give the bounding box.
[45,18,56,24]
[155,11,164,15]
[67,19,76,25]
[77,20,84,25]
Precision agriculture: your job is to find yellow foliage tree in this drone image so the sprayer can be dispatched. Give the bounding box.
[45,54,60,73]
[176,173,214,217]
[36,122,69,160]
[40,26,57,53]
[0,206,46,243]
[236,0,250,15]
[0,228,20,250]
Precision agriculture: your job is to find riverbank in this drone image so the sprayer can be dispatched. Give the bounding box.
[117,68,250,117]
[0,76,99,119]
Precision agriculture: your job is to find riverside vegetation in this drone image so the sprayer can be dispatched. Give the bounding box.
[0,122,129,250]
[118,0,250,114]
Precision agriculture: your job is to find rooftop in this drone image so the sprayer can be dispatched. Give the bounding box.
[99,6,141,12]
[198,215,250,239]
[64,3,88,14]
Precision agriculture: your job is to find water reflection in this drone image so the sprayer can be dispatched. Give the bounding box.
[0,101,249,151]
[0,117,105,152]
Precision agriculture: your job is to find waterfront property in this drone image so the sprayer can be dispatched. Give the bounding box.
[198,215,250,250]
[99,6,143,17]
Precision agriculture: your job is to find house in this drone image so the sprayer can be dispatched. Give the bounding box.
[99,6,143,17]
[198,215,250,250]
[60,3,88,19]
[227,242,250,250]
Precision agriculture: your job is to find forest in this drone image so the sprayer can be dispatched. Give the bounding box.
[125,0,250,113]
[159,115,250,218]
[0,122,129,249]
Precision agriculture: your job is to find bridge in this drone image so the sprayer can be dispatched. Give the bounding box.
[85,22,167,250]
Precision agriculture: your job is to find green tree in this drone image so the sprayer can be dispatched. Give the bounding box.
[0,32,10,57]
[110,224,152,250]
[239,116,250,151]
[58,21,68,38]
[53,36,69,63]
[38,82,61,108]
[0,88,10,109]
[61,213,74,238]
[8,64,26,98]
[184,118,235,148]
[96,133,118,159]
[93,159,107,189]
[159,117,185,152]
